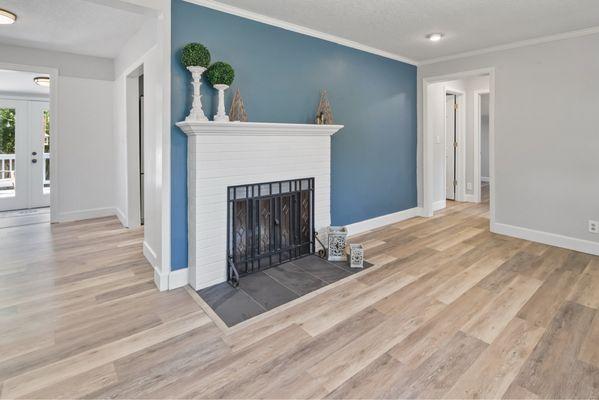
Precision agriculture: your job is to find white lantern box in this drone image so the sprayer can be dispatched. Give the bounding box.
[327,226,348,262]
[349,244,364,269]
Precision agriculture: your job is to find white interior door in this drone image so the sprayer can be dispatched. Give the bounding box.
[445,94,456,200]
[29,101,51,208]
[0,99,50,212]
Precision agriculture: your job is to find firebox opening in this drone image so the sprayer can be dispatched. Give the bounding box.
[227,178,315,286]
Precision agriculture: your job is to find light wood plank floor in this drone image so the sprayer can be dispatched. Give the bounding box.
[1,196,599,399]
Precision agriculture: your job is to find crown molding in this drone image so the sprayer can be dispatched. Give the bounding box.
[182,0,418,66]
[419,25,599,65]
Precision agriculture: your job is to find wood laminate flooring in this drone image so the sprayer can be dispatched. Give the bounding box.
[1,193,598,399]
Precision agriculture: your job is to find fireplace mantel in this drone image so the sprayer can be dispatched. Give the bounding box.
[178,120,343,290]
[176,121,343,136]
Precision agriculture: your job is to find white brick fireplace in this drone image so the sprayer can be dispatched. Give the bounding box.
[176,121,343,290]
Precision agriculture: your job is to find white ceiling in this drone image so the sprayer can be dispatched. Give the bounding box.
[0,0,151,58]
[0,70,50,97]
[209,0,599,63]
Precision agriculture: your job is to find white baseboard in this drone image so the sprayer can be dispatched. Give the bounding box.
[143,240,158,268]
[346,207,424,237]
[481,176,490,183]
[54,207,116,222]
[153,268,168,291]
[143,240,167,290]
[492,222,599,256]
[144,240,188,290]
[115,207,127,227]
[464,194,477,203]
[169,268,189,289]
[433,200,446,211]
[153,268,189,291]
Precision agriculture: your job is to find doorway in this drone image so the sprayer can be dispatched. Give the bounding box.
[423,68,495,224]
[124,66,144,228]
[0,84,51,213]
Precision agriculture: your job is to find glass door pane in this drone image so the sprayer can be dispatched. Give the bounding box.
[0,108,16,199]
[43,109,50,194]
[29,101,50,209]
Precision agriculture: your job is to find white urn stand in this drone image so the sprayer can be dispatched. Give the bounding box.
[185,66,208,122]
[213,84,230,122]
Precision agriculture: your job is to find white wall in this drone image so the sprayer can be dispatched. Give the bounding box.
[0,43,113,80]
[55,77,115,221]
[419,33,599,251]
[113,3,171,290]
[428,82,446,206]
[113,18,159,226]
[114,19,159,77]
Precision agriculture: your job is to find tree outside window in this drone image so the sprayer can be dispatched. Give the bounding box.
[0,108,15,154]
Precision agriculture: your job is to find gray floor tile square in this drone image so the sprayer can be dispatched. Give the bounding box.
[239,271,299,310]
[290,256,352,283]
[264,262,328,296]
[198,282,265,327]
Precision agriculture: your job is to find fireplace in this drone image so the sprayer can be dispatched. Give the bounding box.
[176,120,342,290]
[227,178,315,286]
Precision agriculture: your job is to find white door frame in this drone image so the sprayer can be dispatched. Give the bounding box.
[444,88,466,202]
[422,68,496,226]
[473,89,490,203]
[0,63,58,220]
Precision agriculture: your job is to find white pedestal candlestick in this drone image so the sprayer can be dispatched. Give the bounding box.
[213,84,229,122]
[185,66,208,122]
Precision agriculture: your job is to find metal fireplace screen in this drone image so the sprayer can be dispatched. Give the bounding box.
[227,178,315,285]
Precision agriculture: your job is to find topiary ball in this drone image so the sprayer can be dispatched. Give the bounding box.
[205,62,235,86]
[181,43,211,68]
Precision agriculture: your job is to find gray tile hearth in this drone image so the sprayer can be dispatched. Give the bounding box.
[197,255,373,327]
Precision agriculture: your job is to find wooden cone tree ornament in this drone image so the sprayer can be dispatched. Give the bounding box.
[229,89,248,122]
[316,90,334,124]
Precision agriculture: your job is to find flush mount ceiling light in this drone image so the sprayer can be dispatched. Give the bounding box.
[0,8,17,24]
[34,76,50,87]
[426,33,444,42]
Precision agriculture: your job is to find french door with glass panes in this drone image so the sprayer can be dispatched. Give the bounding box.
[0,99,50,211]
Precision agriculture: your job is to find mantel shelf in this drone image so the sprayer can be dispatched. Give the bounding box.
[176,120,344,136]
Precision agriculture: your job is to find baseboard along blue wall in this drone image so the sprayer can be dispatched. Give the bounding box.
[171,0,417,270]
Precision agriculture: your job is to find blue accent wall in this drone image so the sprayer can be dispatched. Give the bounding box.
[171,0,417,270]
